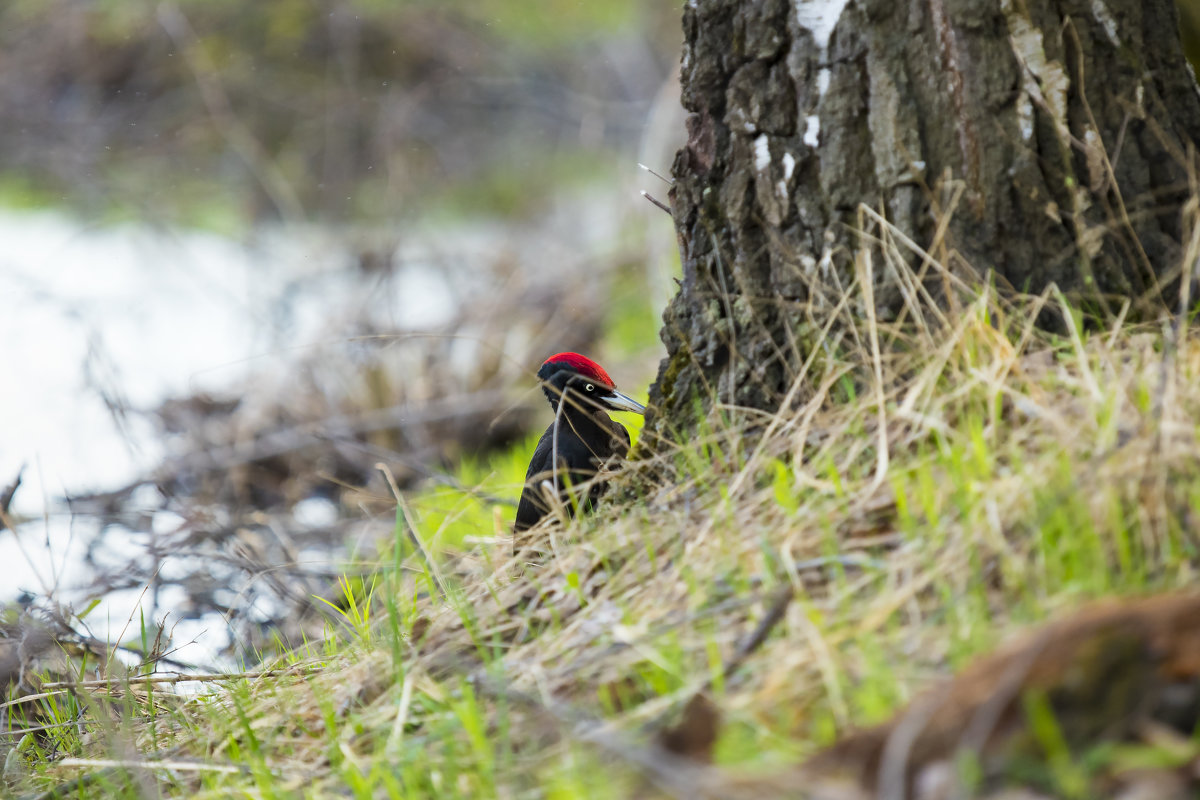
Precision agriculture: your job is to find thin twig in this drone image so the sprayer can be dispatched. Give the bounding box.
[379,462,450,600]
[637,162,674,185]
[58,757,242,773]
[641,191,672,215]
[718,584,794,684]
[0,667,323,715]
[39,667,321,691]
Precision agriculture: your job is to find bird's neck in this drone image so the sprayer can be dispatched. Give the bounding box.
[548,393,611,437]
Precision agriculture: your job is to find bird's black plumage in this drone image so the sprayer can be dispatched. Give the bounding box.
[513,354,645,544]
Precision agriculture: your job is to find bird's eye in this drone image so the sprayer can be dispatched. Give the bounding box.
[585,383,594,392]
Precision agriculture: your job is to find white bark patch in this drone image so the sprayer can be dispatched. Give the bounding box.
[1090,0,1120,48]
[751,135,790,226]
[792,0,848,153]
[795,0,849,102]
[794,0,850,54]
[1002,0,1070,136]
[1017,93,1033,140]
[754,133,772,172]
[804,115,821,147]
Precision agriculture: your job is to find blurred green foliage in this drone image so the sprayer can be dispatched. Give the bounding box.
[364,0,640,46]
[0,0,676,225]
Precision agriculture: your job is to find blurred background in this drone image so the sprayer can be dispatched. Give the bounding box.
[11,0,1200,675]
[0,0,682,667]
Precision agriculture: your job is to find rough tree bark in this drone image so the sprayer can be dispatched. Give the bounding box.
[646,0,1200,438]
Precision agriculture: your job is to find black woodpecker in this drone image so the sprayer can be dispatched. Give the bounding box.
[513,352,645,546]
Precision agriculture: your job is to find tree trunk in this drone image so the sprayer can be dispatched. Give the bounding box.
[647,0,1200,437]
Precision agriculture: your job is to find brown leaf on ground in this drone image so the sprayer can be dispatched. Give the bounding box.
[799,592,1200,798]
[657,693,720,763]
[407,615,431,645]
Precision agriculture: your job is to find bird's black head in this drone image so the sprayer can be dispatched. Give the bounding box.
[536,352,646,416]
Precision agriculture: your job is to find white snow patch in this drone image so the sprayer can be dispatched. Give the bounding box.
[804,115,821,147]
[782,152,796,180]
[294,497,340,528]
[1090,0,1120,48]
[754,134,772,172]
[151,510,187,535]
[794,0,851,54]
[818,67,832,97]
[776,180,789,202]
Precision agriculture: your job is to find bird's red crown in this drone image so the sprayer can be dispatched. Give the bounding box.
[542,352,616,387]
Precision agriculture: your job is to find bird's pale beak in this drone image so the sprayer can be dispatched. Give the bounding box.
[600,389,646,414]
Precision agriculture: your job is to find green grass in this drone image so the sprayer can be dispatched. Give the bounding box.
[9,261,1200,797]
